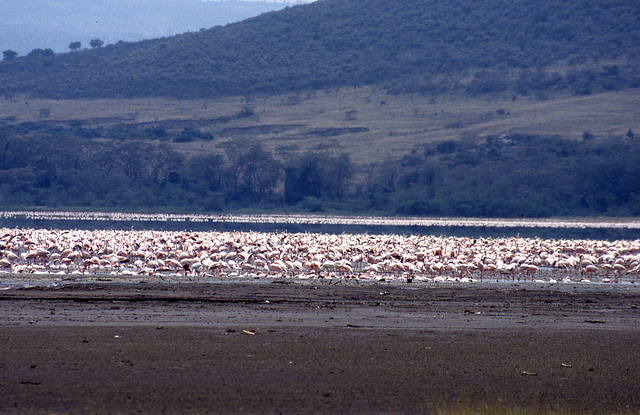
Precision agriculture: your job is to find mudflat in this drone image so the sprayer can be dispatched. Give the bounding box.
[1,280,639,414]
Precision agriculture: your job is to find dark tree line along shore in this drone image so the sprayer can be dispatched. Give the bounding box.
[1,121,639,217]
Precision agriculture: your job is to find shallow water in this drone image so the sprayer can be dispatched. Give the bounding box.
[1,210,640,240]
[1,269,637,292]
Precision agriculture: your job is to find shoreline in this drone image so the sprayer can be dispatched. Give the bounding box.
[2,281,639,413]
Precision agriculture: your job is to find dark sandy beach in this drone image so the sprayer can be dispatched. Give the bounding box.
[1,279,639,414]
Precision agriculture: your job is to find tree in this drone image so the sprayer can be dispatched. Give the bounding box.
[582,131,595,141]
[627,129,635,139]
[325,153,353,198]
[220,139,280,202]
[27,48,55,58]
[183,154,225,193]
[69,42,82,52]
[2,50,18,60]
[284,153,326,204]
[90,39,104,48]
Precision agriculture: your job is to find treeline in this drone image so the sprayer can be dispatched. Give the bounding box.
[382,133,640,217]
[1,0,639,99]
[1,121,639,217]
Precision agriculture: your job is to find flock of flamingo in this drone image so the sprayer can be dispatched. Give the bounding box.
[3,210,640,230]
[1,227,639,285]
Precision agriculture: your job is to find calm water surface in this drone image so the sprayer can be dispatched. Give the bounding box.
[1,211,639,240]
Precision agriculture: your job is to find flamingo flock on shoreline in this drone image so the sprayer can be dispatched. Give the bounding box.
[2,210,640,230]
[0,227,639,284]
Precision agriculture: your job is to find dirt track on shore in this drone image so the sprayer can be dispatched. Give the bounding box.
[1,280,639,414]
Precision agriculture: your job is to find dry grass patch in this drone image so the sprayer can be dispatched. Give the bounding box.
[1,88,638,165]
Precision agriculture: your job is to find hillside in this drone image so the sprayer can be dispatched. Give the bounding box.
[0,0,639,217]
[1,0,638,99]
[0,88,638,217]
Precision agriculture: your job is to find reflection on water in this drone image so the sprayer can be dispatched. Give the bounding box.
[0,211,639,240]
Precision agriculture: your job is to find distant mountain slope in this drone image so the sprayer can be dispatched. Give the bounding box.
[1,0,638,99]
[1,0,294,55]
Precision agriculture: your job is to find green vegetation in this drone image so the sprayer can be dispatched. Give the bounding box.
[1,120,638,217]
[0,0,638,217]
[0,0,638,99]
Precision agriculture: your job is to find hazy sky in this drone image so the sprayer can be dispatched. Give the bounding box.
[202,0,313,2]
[1,0,316,55]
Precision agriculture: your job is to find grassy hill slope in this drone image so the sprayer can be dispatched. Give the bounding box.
[1,0,638,99]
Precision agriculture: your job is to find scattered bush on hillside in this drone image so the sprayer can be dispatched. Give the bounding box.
[0,0,638,99]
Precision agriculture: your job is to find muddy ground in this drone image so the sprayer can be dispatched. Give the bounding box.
[1,279,639,414]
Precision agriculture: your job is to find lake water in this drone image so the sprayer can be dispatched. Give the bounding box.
[1,211,639,241]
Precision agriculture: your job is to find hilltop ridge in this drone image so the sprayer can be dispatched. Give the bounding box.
[0,0,296,55]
